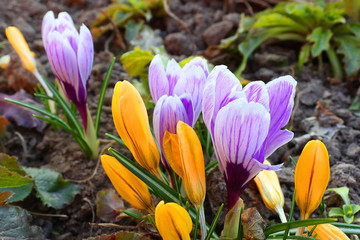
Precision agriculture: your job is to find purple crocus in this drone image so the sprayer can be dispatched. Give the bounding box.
[202,65,296,210]
[42,11,93,129]
[149,55,208,171]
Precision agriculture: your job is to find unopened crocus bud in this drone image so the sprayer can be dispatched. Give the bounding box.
[155,201,192,240]
[295,140,330,220]
[101,155,154,213]
[163,121,206,207]
[112,81,162,179]
[309,224,350,240]
[254,160,286,222]
[5,27,36,73]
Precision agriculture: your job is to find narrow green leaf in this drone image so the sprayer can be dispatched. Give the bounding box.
[298,44,311,70]
[265,218,337,236]
[332,222,360,234]
[95,57,116,137]
[105,133,127,148]
[204,204,224,240]
[267,236,318,239]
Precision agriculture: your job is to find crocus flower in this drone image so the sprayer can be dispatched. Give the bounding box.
[155,201,192,240]
[309,224,350,240]
[295,140,330,220]
[149,55,208,172]
[101,154,154,213]
[5,26,36,73]
[42,11,93,128]
[254,160,286,223]
[202,65,296,210]
[112,81,161,178]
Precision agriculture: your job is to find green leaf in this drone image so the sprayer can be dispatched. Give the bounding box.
[329,207,344,217]
[307,27,332,57]
[332,222,360,234]
[328,187,350,205]
[264,218,337,236]
[254,13,308,34]
[334,35,360,76]
[24,167,80,209]
[298,44,311,70]
[0,166,33,203]
[0,153,26,176]
[120,46,154,77]
[0,206,45,239]
[179,56,196,68]
[86,231,151,240]
[343,214,354,224]
[351,204,360,214]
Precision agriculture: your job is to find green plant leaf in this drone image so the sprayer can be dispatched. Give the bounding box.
[86,231,151,240]
[334,35,360,76]
[0,166,33,203]
[0,206,45,239]
[254,13,308,34]
[120,46,154,77]
[264,218,337,236]
[298,44,311,70]
[328,187,350,205]
[329,207,344,217]
[307,27,332,57]
[332,222,360,234]
[24,167,80,209]
[343,214,354,224]
[350,204,360,215]
[0,153,26,175]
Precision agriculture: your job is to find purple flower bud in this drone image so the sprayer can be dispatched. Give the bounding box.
[42,11,94,128]
[202,65,297,210]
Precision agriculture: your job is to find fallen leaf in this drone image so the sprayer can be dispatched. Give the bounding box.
[86,231,152,240]
[0,190,14,206]
[242,208,266,240]
[96,189,125,222]
[0,89,46,131]
[315,101,344,127]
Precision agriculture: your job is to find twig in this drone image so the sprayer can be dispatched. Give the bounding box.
[163,0,191,33]
[15,131,28,160]
[101,10,126,49]
[89,223,137,230]
[290,87,301,128]
[84,197,95,237]
[28,211,68,218]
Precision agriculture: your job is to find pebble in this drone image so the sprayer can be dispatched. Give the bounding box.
[202,20,234,46]
[164,32,193,56]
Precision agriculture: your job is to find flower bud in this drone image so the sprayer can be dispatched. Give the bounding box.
[309,224,350,240]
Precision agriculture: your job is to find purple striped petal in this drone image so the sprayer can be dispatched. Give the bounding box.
[148,55,169,103]
[243,81,269,111]
[153,94,194,169]
[165,59,181,95]
[42,11,55,48]
[173,65,207,124]
[77,25,93,91]
[263,75,297,157]
[202,65,243,136]
[182,57,209,77]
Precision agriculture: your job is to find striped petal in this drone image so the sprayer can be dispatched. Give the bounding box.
[148,55,169,103]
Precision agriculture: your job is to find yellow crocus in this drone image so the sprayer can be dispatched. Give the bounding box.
[5,26,36,73]
[162,121,206,207]
[155,201,192,240]
[101,154,154,213]
[295,140,330,220]
[254,160,286,223]
[309,224,350,240]
[112,81,161,178]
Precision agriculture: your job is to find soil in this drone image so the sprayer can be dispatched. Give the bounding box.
[0,0,359,239]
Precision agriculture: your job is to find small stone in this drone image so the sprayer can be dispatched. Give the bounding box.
[222,13,241,26]
[203,20,234,46]
[255,68,276,81]
[346,143,360,158]
[164,32,193,56]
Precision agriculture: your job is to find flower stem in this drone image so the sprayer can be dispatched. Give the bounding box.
[34,69,55,113]
[84,107,99,159]
[199,204,206,240]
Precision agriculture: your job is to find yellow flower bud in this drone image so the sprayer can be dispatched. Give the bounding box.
[5,26,36,73]
[309,224,350,240]
[163,121,206,207]
[254,160,286,222]
[155,201,192,240]
[101,154,154,213]
[295,140,330,220]
[0,55,10,69]
[112,81,161,178]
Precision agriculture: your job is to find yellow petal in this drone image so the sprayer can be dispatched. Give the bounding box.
[0,55,10,69]
[101,154,154,213]
[309,224,350,240]
[155,201,192,240]
[5,26,36,73]
[163,131,184,178]
[295,140,330,219]
[176,121,206,206]
[254,160,284,212]
[112,81,161,178]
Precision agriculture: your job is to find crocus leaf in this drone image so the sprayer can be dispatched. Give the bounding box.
[307,27,332,57]
[0,206,45,239]
[331,222,360,234]
[0,190,14,206]
[120,46,154,77]
[85,231,151,240]
[334,35,360,76]
[328,187,350,205]
[0,90,46,131]
[24,167,80,209]
[0,166,33,203]
[96,189,124,222]
[329,207,344,217]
